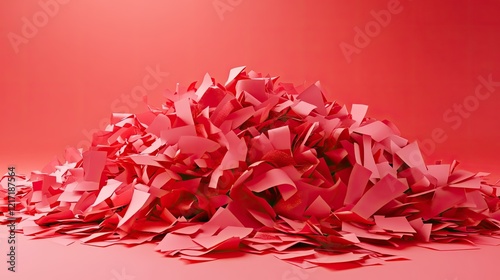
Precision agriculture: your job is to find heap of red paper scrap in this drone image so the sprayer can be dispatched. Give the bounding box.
[2,66,500,268]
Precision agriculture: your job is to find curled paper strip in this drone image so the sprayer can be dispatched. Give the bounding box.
[1,67,500,268]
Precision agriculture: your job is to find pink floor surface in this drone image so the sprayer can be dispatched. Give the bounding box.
[0,233,498,280]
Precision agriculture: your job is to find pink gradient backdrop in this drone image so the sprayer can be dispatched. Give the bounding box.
[1,1,500,279]
[2,0,500,177]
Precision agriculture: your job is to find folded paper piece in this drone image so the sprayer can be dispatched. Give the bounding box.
[1,67,500,269]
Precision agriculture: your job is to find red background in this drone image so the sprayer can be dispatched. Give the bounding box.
[1,0,500,176]
[1,1,500,279]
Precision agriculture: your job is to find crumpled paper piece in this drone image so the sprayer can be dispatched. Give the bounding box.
[1,66,500,268]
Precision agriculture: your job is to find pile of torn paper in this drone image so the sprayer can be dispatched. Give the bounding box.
[1,66,500,268]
